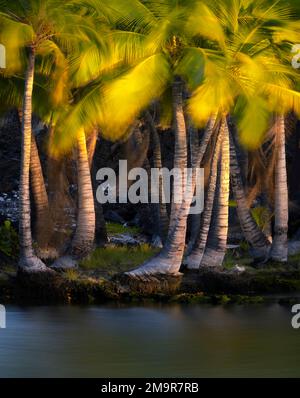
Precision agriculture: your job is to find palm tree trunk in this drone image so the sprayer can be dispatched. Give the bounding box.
[201,117,230,268]
[168,79,188,234]
[30,134,55,257]
[88,129,108,246]
[87,127,98,169]
[47,125,75,254]
[185,120,222,269]
[145,110,169,241]
[229,130,271,260]
[17,109,55,258]
[126,83,216,276]
[71,128,95,257]
[125,79,187,275]
[184,117,217,255]
[185,122,201,255]
[270,114,288,262]
[18,48,48,272]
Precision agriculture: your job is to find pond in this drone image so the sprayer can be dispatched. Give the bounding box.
[0,304,299,377]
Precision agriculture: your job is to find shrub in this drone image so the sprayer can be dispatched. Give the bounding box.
[0,220,19,259]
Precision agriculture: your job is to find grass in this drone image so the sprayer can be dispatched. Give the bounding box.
[80,244,159,275]
[106,222,140,235]
[0,263,16,273]
[64,268,80,281]
[223,251,253,270]
[288,253,300,264]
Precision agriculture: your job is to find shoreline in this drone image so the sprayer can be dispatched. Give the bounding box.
[1,265,300,306]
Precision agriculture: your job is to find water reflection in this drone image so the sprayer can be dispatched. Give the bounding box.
[0,304,299,377]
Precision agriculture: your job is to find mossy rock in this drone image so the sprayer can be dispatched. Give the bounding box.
[230,295,265,304]
[114,272,183,297]
[169,292,211,304]
[2,257,300,304]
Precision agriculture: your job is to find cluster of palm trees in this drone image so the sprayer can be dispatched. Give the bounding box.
[0,0,300,276]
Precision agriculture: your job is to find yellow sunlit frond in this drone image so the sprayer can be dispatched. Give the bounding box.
[188,76,235,126]
[0,16,34,72]
[187,2,225,48]
[98,53,171,140]
[264,84,300,116]
[235,95,270,149]
[37,40,69,106]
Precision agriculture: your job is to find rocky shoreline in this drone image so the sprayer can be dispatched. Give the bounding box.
[1,264,300,306]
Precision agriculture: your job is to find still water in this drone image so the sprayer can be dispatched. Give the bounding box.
[0,304,299,377]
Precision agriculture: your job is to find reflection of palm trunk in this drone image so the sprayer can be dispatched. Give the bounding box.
[270,114,288,262]
[229,130,270,260]
[185,120,222,269]
[71,128,95,257]
[145,111,169,241]
[201,117,230,268]
[18,48,47,271]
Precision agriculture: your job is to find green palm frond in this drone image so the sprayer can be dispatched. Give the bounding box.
[235,94,270,149]
[187,2,225,48]
[175,47,206,90]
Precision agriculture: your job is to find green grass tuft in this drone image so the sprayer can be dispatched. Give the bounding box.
[223,251,253,270]
[106,222,140,235]
[80,244,159,275]
[288,253,300,264]
[64,269,80,281]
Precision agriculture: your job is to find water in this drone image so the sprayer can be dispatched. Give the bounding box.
[0,304,299,377]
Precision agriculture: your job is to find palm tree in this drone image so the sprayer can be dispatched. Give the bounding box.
[168,78,188,234]
[47,2,159,266]
[229,128,271,261]
[0,0,103,271]
[180,0,300,270]
[59,0,225,275]
[200,117,230,268]
[18,46,45,271]
[126,115,217,276]
[251,12,300,263]
[185,119,222,269]
[0,74,64,260]
[186,0,300,268]
[17,109,55,259]
[75,0,298,274]
[50,118,100,267]
[71,128,96,257]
